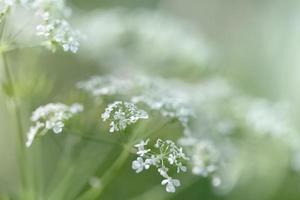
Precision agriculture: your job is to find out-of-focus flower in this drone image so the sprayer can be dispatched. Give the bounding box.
[78,74,194,135]
[77,75,135,98]
[79,9,210,75]
[1,0,80,52]
[178,136,222,186]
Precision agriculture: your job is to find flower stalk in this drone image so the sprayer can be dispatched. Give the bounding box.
[1,50,27,193]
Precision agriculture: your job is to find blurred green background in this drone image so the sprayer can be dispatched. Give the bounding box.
[1,0,300,199]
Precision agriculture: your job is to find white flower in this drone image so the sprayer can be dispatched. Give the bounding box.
[101,101,148,133]
[161,177,181,193]
[37,19,81,53]
[132,139,189,193]
[132,157,148,173]
[78,74,193,135]
[26,102,83,147]
[135,139,150,156]
[25,121,44,147]
[0,0,80,52]
[79,9,210,72]
[77,75,135,98]
[63,36,79,53]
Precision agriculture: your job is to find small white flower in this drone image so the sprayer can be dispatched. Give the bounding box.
[161,177,181,193]
[132,157,145,173]
[63,37,79,53]
[135,139,150,156]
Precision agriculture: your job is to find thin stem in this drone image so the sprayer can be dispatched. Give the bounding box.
[1,52,25,145]
[70,133,123,146]
[7,19,32,44]
[131,119,174,144]
[64,128,122,146]
[1,51,27,192]
[76,120,173,200]
[76,147,130,200]
[4,43,42,52]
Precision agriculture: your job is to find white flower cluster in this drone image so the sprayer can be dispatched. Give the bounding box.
[78,75,194,135]
[36,18,80,53]
[178,137,222,187]
[132,93,193,135]
[101,101,148,133]
[233,98,295,137]
[0,0,80,52]
[26,102,83,147]
[79,9,210,73]
[77,75,135,98]
[31,0,80,52]
[132,139,189,193]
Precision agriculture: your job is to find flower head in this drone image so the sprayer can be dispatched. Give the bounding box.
[132,138,189,193]
[26,103,83,147]
[1,0,80,53]
[101,101,148,133]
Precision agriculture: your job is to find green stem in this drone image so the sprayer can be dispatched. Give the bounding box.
[76,120,173,200]
[65,130,122,146]
[76,147,131,200]
[1,51,27,194]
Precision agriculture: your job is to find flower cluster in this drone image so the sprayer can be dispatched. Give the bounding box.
[132,139,189,193]
[178,137,222,187]
[78,74,194,134]
[77,75,135,98]
[233,98,295,137]
[132,93,193,135]
[79,9,210,74]
[26,102,83,147]
[0,0,80,52]
[101,101,148,133]
[31,0,80,52]
[36,18,80,53]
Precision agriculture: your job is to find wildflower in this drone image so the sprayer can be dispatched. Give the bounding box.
[135,139,150,156]
[233,98,294,137]
[26,103,83,147]
[131,157,151,173]
[1,0,80,52]
[78,74,193,134]
[37,19,80,53]
[79,9,210,72]
[101,101,148,133]
[161,177,181,193]
[77,75,135,97]
[132,139,189,193]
